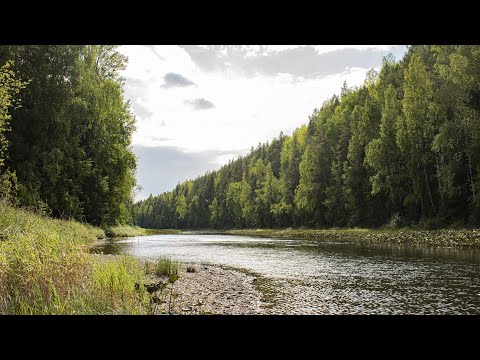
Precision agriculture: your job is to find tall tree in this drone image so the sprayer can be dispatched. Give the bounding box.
[398,52,437,219]
[1,45,137,225]
[135,46,480,230]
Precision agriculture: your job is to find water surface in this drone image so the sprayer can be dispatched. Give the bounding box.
[91,234,480,314]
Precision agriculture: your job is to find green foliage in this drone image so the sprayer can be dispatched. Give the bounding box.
[135,45,480,230]
[175,194,187,221]
[0,46,137,226]
[0,61,27,168]
[0,170,17,203]
[0,61,27,200]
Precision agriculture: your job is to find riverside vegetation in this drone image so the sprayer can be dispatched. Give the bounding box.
[2,45,480,314]
[0,202,143,314]
[104,225,180,238]
[135,46,480,233]
[0,202,181,314]
[0,46,181,314]
[225,228,480,248]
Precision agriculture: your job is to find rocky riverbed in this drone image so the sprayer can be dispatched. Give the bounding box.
[146,263,266,315]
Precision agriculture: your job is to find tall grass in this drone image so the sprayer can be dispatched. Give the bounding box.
[104,225,182,238]
[72,255,150,314]
[0,203,151,314]
[144,256,180,277]
[104,225,148,238]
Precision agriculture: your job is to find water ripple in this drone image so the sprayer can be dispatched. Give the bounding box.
[92,234,480,314]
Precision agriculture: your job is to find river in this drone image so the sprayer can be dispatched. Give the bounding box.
[91,233,480,314]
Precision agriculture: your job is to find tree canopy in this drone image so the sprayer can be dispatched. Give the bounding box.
[135,45,480,229]
[0,45,137,226]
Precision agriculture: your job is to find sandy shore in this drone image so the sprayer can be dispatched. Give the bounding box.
[146,263,266,315]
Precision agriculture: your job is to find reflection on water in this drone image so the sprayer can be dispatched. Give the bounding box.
[91,234,480,314]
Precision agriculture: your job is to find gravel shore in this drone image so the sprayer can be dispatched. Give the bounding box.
[148,263,266,315]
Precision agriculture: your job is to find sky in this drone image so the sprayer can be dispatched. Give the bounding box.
[118,45,408,201]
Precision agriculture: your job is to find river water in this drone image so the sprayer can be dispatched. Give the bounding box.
[91,233,480,314]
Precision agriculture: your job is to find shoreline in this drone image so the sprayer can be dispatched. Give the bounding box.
[169,228,480,249]
[91,228,480,315]
[141,260,266,315]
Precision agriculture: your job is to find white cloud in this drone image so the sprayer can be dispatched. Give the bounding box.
[120,45,197,84]
[241,45,306,57]
[119,45,404,170]
[236,45,401,58]
[312,45,400,55]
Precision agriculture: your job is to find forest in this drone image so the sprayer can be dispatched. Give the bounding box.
[135,45,480,230]
[0,45,137,226]
[2,44,480,315]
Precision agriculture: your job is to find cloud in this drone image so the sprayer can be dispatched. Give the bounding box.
[126,96,154,120]
[161,72,196,88]
[123,77,154,120]
[144,45,165,62]
[184,98,215,110]
[179,45,407,79]
[133,145,245,200]
[148,136,170,142]
[119,45,409,199]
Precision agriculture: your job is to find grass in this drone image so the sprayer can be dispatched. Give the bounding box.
[80,255,150,314]
[144,229,182,235]
[224,227,480,248]
[104,225,181,238]
[0,203,153,314]
[144,256,180,277]
[104,225,148,238]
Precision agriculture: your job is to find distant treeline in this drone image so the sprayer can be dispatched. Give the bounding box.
[135,45,480,229]
[0,46,137,226]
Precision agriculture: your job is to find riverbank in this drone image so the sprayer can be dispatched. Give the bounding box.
[0,203,153,314]
[92,232,480,314]
[142,261,264,315]
[0,203,265,314]
[104,225,181,238]
[221,228,480,249]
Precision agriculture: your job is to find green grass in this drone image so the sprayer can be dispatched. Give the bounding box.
[224,227,480,248]
[76,255,150,315]
[0,203,153,314]
[104,225,181,238]
[144,229,182,235]
[144,256,180,277]
[104,225,148,238]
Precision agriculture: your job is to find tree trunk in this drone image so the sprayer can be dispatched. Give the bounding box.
[468,156,476,202]
[424,163,435,214]
[436,157,445,208]
[419,192,424,218]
